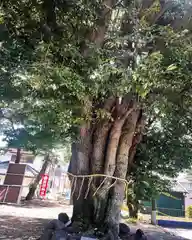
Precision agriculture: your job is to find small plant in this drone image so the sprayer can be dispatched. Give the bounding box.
[126,218,138,224]
[186,205,192,218]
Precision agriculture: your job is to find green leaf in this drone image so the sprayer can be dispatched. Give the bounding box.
[166,64,177,71]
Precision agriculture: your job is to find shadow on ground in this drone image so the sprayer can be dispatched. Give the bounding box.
[0,215,49,240]
[0,199,63,209]
[0,215,189,240]
[18,199,65,209]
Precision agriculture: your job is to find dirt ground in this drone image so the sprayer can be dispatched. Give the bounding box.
[0,200,189,240]
[0,200,73,240]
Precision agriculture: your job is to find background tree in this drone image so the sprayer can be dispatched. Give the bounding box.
[126,87,192,217]
[26,153,51,201]
[125,174,171,218]
[0,106,71,200]
[1,0,192,237]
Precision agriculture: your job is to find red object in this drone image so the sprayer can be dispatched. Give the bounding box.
[39,174,49,197]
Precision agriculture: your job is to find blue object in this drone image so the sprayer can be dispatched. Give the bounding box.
[158,219,192,229]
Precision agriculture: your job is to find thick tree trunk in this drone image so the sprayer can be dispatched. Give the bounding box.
[25,184,37,201]
[69,100,142,237]
[69,125,93,229]
[91,97,116,175]
[105,110,140,234]
[25,154,50,201]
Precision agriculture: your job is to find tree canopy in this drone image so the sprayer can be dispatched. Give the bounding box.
[1,0,192,235]
[1,0,192,143]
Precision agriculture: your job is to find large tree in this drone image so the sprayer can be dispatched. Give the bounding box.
[1,0,192,238]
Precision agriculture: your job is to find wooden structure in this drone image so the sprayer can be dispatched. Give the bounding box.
[0,163,26,204]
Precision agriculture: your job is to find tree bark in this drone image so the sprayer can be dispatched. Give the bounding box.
[25,154,50,201]
[127,112,145,173]
[128,203,139,219]
[105,110,140,235]
[69,102,143,236]
[91,97,116,175]
[91,105,135,230]
[69,132,93,229]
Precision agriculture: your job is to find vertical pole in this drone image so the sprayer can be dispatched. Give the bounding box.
[151,198,157,225]
[52,165,56,199]
[15,148,21,163]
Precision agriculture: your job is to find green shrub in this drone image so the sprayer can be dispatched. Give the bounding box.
[186,205,192,218]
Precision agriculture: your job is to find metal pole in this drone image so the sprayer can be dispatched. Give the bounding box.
[151,198,157,225]
[15,148,21,163]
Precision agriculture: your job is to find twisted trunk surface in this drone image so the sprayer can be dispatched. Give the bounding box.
[68,99,143,237]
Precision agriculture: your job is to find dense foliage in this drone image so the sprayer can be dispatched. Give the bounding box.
[1,0,192,234]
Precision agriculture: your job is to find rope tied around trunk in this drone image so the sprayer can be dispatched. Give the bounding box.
[67,172,130,202]
[92,177,107,197]
[84,176,93,199]
[77,176,85,200]
[71,177,77,197]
